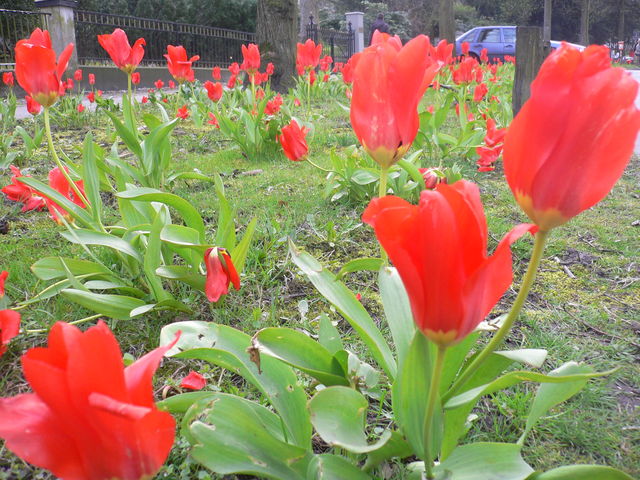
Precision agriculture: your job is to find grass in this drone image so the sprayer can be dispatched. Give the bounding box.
[0,96,638,479]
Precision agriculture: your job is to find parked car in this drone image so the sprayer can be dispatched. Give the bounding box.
[455,26,585,61]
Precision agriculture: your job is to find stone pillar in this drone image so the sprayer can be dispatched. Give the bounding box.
[35,0,79,70]
[346,11,364,53]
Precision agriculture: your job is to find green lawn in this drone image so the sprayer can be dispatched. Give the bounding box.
[0,99,638,479]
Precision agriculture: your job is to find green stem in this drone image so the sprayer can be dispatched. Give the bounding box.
[25,313,102,334]
[378,166,389,263]
[127,73,132,107]
[43,107,89,208]
[423,344,447,479]
[306,158,331,172]
[250,74,256,110]
[306,71,311,119]
[442,229,550,404]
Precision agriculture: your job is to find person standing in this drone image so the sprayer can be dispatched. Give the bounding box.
[369,13,390,45]
[634,39,640,65]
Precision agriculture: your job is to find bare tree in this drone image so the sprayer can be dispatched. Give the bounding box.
[438,0,455,42]
[256,0,298,91]
[299,0,319,40]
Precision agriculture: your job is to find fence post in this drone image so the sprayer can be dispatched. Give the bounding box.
[35,0,79,70]
[347,22,354,57]
[306,15,317,43]
[512,26,544,115]
[345,11,364,53]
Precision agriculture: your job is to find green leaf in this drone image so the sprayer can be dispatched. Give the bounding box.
[157,392,217,414]
[31,257,113,281]
[155,265,205,291]
[166,170,215,184]
[144,206,172,302]
[309,386,390,453]
[378,266,415,367]
[160,321,312,449]
[106,111,142,159]
[337,258,384,279]
[61,289,146,320]
[318,314,343,355]
[495,349,548,368]
[254,328,349,386]
[290,242,396,380]
[518,362,593,445]
[351,169,379,185]
[392,332,440,459]
[81,133,101,222]
[397,158,426,188]
[445,362,614,410]
[306,454,371,480]
[526,465,634,480]
[230,217,257,274]
[189,394,310,479]
[60,229,143,262]
[363,431,413,472]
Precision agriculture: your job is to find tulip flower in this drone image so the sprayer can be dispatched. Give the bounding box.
[429,39,454,65]
[77,103,85,113]
[266,62,274,76]
[165,45,199,83]
[350,34,439,169]
[212,65,221,80]
[207,112,219,128]
[0,270,7,297]
[131,71,140,85]
[154,79,164,89]
[452,56,478,84]
[97,28,145,75]
[1,166,46,211]
[180,371,206,390]
[227,74,237,89]
[73,69,82,82]
[141,96,148,104]
[88,73,95,85]
[241,43,260,74]
[168,80,176,89]
[204,80,223,102]
[14,28,73,108]
[341,53,360,85]
[480,48,489,63]
[278,119,309,161]
[0,320,179,480]
[297,39,322,73]
[65,78,74,90]
[461,41,470,55]
[319,55,333,71]
[86,91,95,103]
[0,310,20,358]
[264,94,283,115]
[176,105,189,119]
[204,247,240,302]
[45,167,87,224]
[229,62,240,76]
[473,82,488,102]
[503,44,640,231]
[2,72,13,87]
[25,95,42,115]
[363,180,535,346]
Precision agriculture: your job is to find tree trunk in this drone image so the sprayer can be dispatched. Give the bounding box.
[438,0,455,43]
[257,0,298,91]
[543,0,552,46]
[579,0,590,44]
[299,0,319,41]
[617,0,625,42]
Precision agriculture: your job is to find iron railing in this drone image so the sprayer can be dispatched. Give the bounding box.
[0,9,50,66]
[306,16,354,64]
[74,10,255,68]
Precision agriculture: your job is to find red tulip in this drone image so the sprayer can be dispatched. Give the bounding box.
[264,94,283,115]
[86,91,95,103]
[229,62,240,76]
[154,79,164,89]
[204,247,240,302]
[165,45,199,83]
[278,120,309,161]
[168,80,176,89]
[131,72,140,85]
[351,34,439,169]
[88,73,95,85]
[266,62,274,76]
[503,44,640,231]
[473,82,488,102]
[452,56,478,84]
[1,166,45,211]
[204,80,223,102]
[363,180,535,346]
[296,39,322,73]
[180,371,206,390]
[418,168,442,190]
[97,28,145,75]
[45,167,87,224]
[2,72,13,87]
[212,66,221,80]
[141,96,148,104]
[341,53,360,85]
[0,310,20,358]
[319,55,333,72]
[241,43,260,74]
[25,95,41,115]
[14,28,73,107]
[461,41,470,55]
[308,69,316,85]
[480,48,489,63]
[73,69,82,82]
[0,270,7,297]
[207,112,219,128]
[227,74,237,89]
[77,103,85,113]
[176,105,189,119]
[429,39,454,65]
[65,78,74,90]
[0,320,179,480]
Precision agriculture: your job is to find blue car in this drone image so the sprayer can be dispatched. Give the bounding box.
[455,26,585,61]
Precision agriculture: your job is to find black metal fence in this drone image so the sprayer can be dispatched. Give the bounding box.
[305,16,354,64]
[74,10,255,68]
[0,9,50,66]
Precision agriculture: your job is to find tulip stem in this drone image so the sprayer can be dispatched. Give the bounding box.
[43,107,90,209]
[442,229,549,404]
[306,71,312,119]
[423,344,447,479]
[25,314,102,334]
[306,158,331,173]
[378,167,389,263]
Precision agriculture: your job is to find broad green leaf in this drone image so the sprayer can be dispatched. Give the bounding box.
[160,321,312,449]
[189,394,310,479]
[255,328,348,386]
[31,257,113,281]
[230,216,257,274]
[309,386,390,453]
[518,362,593,445]
[155,266,205,291]
[318,314,343,355]
[378,266,414,367]
[526,465,634,480]
[306,454,371,480]
[157,392,216,414]
[106,111,142,159]
[495,349,548,368]
[351,169,379,185]
[144,206,172,302]
[397,158,426,188]
[408,442,533,480]
[290,242,396,379]
[362,431,413,472]
[60,229,143,262]
[83,280,146,298]
[445,363,614,410]
[337,258,384,279]
[166,171,215,184]
[61,289,146,320]
[81,133,101,222]
[116,188,205,241]
[440,333,479,395]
